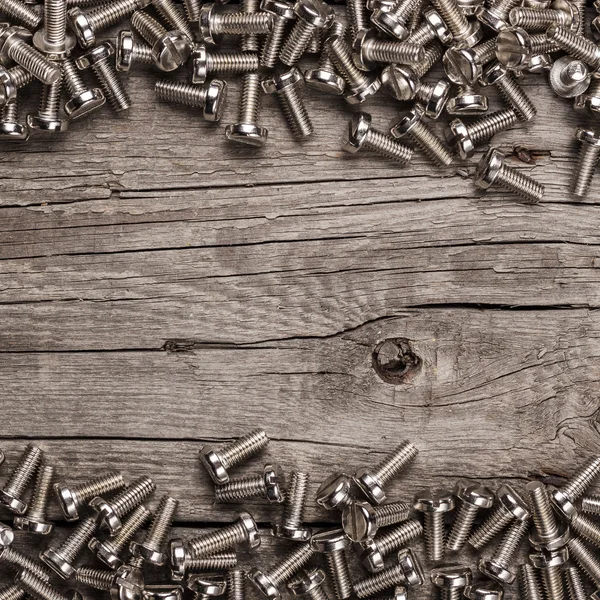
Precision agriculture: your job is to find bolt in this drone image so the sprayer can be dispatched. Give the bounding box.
[316,473,353,511]
[0,0,40,29]
[130,495,178,566]
[131,10,192,71]
[390,107,454,167]
[304,20,345,94]
[262,68,313,138]
[187,511,260,556]
[144,585,185,600]
[464,583,504,600]
[187,575,227,600]
[446,84,489,114]
[62,56,105,118]
[288,568,331,600]
[273,471,312,542]
[226,570,246,600]
[0,96,29,140]
[215,463,285,503]
[571,128,600,197]
[278,0,333,65]
[481,61,537,121]
[443,37,496,84]
[75,560,145,600]
[447,108,518,160]
[347,0,368,38]
[575,79,600,117]
[547,24,600,70]
[310,530,352,600]
[0,444,43,515]
[469,484,530,549]
[183,0,201,22]
[13,464,54,535]
[190,44,259,84]
[509,0,576,30]
[226,72,267,146]
[155,73,227,118]
[564,566,587,600]
[151,0,194,41]
[431,566,472,600]
[88,475,156,535]
[115,31,153,72]
[33,0,76,58]
[526,52,553,73]
[354,548,424,598]
[342,499,411,543]
[68,0,152,48]
[582,495,600,515]
[16,570,82,600]
[27,71,68,133]
[0,585,26,600]
[356,519,424,573]
[568,537,600,585]
[260,0,294,68]
[478,519,530,584]
[370,0,424,40]
[406,8,452,44]
[89,505,152,570]
[199,429,269,485]
[199,3,273,45]
[413,488,454,561]
[549,457,600,519]
[0,523,15,545]
[430,0,482,45]
[416,79,453,119]
[248,542,316,600]
[526,481,570,551]
[529,547,569,600]
[54,471,126,522]
[352,29,425,71]
[41,515,98,579]
[170,539,237,581]
[0,545,52,581]
[518,564,544,600]
[496,27,560,71]
[446,482,495,552]
[476,0,521,31]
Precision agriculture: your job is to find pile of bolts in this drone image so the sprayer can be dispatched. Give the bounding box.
[2,0,600,199]
[2,434,600,600]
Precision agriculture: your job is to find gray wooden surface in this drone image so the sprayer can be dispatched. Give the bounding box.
[1,25,600,600]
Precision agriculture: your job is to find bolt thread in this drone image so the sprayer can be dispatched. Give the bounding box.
[238,72,261,124]
[376,519,423,556]
[430,0,470,39]
[355,563,405,598]
[278,84,313,138]
[446,503,478,552]
[495,72,536,121]
[541,567,564,600]
[564,566,587,600]
[364,40,424,64]
[92,59,132,109]
[282,472,310,528]
[562,458,600,500]
[132,42,153,64]
[213,12,272,34]
[75,566,114,590]
[347,0,367,38]
[142,495,178,551]
[509,6,570,29]
[374,501,412,526]
[132,10,166,44]
[306,28,322,53]
[152,0,194,40]
[43,0,67,46]
[87,0,147,32]
[110,476,155,518]
[215,475,266,502]
[183,0,201,21]
[467,108,518,147]
[0,585,26,600]
[188,520,250,557]
[492,518,529,565]
[189,552,239,571]
[572,138,600,197]
[473,37,497,64]
[107,504,152,553]
[241,0,259,54]
[220,430,269,468]
[54,516,97,563]
[363,127,413,165]
[269,543,315,585]
[414,40,443,77]
[2,98,18,122]
[8,43,61,85]
[261,17,287,67]
[490,0,521,18]
[66,0,106,5]
[17,570,69,600]
[496,162,545,202]
[307,585,330,600]
[3,445,43,499]
[70,472,126,506]
[406,20,435,45]
[469,504,514,549]
[280,20,316,65]
[318,21,344,71]
[37,73,62,122]
[529,33,561,53]
[408,0,426,28]
[547,25,600,68]
[28,465,54,521]
[228,569,246,600]
[327,35,372,88]
[0,0,41,29]
[424,512,445,561]
[63,58,87,96]
[206,52,259,75]
[0,546,51,581]
[10,65,34,89]
[582,496,600,515]
[326,551,353,600]
[408,119,454,166]
[571,514,600,547]
[519,564,544,600]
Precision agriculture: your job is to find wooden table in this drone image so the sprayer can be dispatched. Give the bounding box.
[1,46,599,599]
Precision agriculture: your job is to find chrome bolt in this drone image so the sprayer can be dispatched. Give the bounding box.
[464,583,504,600]
[568,537,600,585]
[16,569,82,600]
[13,464,54,535]
[476,0,521,32]
[190,44,259,84]
[288,568,331,600]
[260,0,294,68]
[170,538,237,581]
[311,530,353,600]
[183,0,201,22]
[446,83,488,114]
[582,495,600,515]
[199,3,274,45]
[227,570,247,600]
[518,564,544,600]
[447,482,495,551]
[431,565,472,600]
[0,545,52,581]
[75,558,144,600]
[27,71,68,133]
[509,1,576,31]
[549,457,600,519]
[115,31,153,72]
[414,488,454,561]
[352,29,424,70]
[529,547,568,600]
[63,56,105,118]
[406,8,452,45]
[155,78,227,122]
[347,0,368,38]
[187,512,260,556]
[0,522,15,544]
[443,37,496,84]
[547,24,600,69]
[496,27,560,71]
[33,0,76,58]
[226,72,268,146]
[187,575,227,600]
[304,20,345,94]
[0,585,26,600]
[0,444,43,515]
[526,481,570,551]
[430,0,481,45]
[564,566,587,600]
[0,97,29,140]
[571,127,600,197]
[575,79,600,117]
[0,0,41,30]
[152,0,194,41]
[342,499,411,542]
[273,471,312,542]
[371,0,424,40]
[316,473,353,511]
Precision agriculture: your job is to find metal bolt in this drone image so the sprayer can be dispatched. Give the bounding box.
[68,0,152,49]
[0,545,52,581]
[304,20,345,94]
[215,463,285,504]
[354,548,424,598]
[115,31,154,72]
[88,474,156,535]
[564,566,587,600]
[575,78,600,117]
[260,0,294,68]
[75,561,145,600]
[526,481,570,551]
[529,547,568,600]
[447,108,518,160]
[582,495,600,515]
[342,499,411,542]
[311,530,353,600]
[89,504,152,569]
[199,429,270,485]
[478,519,530,584]
[131,10,192,71]
[62,56,105,118]
[347,0,368,38]
[518,564,544,600]
[547,24,600,70]
[187,511,261,556]
[262,68,313,138]
[33,0,76,58]
[0,522,15,545]
[430,0,482,45]
[279,0,334,66]
[431,565,472,600]
[0,0,41,30]
[187,575,227,600]
[390,107,454,167]
[273,471,312,542]
[413,488,454,561]
[27,71,68,133]
[151,0,194,41]
[446,83,489,114]
[464,583,504,600]
[474,147,545,202]
[456,0,484,16]
[54,471,126,522]
[248,542,316,600]
[199,3,274,45]
[370,0,424,40]
[352,30,425,71]
[353,441,418,505]
[509,1,576,30]
[226,72,267,146]
[170,538,237,581]
[227,570,246,600]
[496,27,560,71]
[183,0,201,22]
[316,473,353,511]
[190,44,259,84]
[549,457,600,519]
[355,519,424,573]
[571,127,600,197]
[568,537,600,585]
[446,482,495,552]
[144,585,185,600]
[130,495,178,566]
[288,568,331,600]
[0,444,43,515]
[16,569,82,600]
[0,66,33,108]
[443,37,496,84]
[0,585,26,600]
[13,464,54,535]
[550,56,590,98]
[481,61,537,121]
[469,485,530,549]
[406,9,452,45]
[476,0,521,32]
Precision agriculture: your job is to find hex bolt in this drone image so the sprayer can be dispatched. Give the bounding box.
[33,0,76,58]
[478,519,530,584]
[347,0,368,38]
[41,515,97,579]
[187,575,227,600]
[0,585,26,600]
[564,566,587,600]
[155,77,223,121]
[187,512,261,557]
[75,561,144,600]
[353,441,418,505]
[446,83,489,114]
[199,3,274,45]
[273,471,312,542]
[288,568,331,600]
[0,444,43,515]
[0,523,15,545]
[568,537,600,585]
[526,481,570,551]
[89,504,152,569]
[443,37,496,84]
[356,519,424,573]
[413,489,454,561]
[260,0,294,68]
[430,0,481,45]
[547,25,600,70]
[190,45,259,84]
[88,475,156,535]
[151,0,194,41]
[431,566,472,600]
[391,107,454,167]
[582,495,600,515]
[469,485,530,549]
[342,499,411,543]
[370,0,423,40]
[571,128,600,197]
[0,545,52,581]
[130,495,178,566]
[518,564,544,600]
[354,548,424,598]
[406,9,452,45]
[549,457,600,519]
[0,0,41,30]
[304,20,345,95]
[227,570,247,600]
[226,72,267,146]
[464,583,504,600]
[76,41,131,112]
[248,542,316,600]
[509,2,575,30]
[27,72,68,133]
[170,538,238,581]
[481,61,537,121]
[352,29,425,71]
[476,0,521,31]
[13,465,54,535]
[446,482,495,552]
[115,31,154,72]
[548,56,590,98]
[474,147,545,202]
[529,547,569,600]
[199,429,270,485]
[54,471,126,522]
[16,569,82,600]
[316,473,353,511]
[62,57,105,118]
[447,108,518,160]
[67,0,152,49]
[311,530,352,600]
[496,27,560,71]
[131,11,192,71]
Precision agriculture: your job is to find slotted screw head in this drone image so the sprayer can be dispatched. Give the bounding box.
[186,575,227,597]
[341,500,379,541]
[343,111,372,153]
[310,528,350,553]
[68,7,95,48]
[152,31,191,71]
[226,122,269,146]
[478,557,514,585]
[381,64,419,101]
[431,565,472,589]
[576,126,600,147]
[316,473,353,510]
[397,548,425,587]
[294,0,334,27]
[76,41,114,68]
[414,489,454,513]
[65,88,105,118]
[262,66,303,94]
[0,523,14,546]
[113,561,146,600]
[528,546,569,568]
[474,147,505,189]
[303,68,345,95]
[144,585,184,600]
[263,464,286,503]
[455,482,495,508]
[288,567,326,596]
[446,87,488,114]
[464,583,504,600]
[495,27,532,70]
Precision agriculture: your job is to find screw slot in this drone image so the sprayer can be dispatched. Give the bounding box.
[371,338,421,384]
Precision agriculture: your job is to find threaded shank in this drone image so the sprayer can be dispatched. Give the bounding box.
[509,7,571,29]
[87,0,146,32]
[564,566,587,600]
[71,472,126,506]
[0,547,51,581]
[38,73,62,122]
[424,512,445,561]
[280,20,316,66]
[131,10,166,44]
[355,563,405,598]
[228,569,246,600]
[492,518,529,565]
[497,163,545,202]
[547,26,600,68]
[132,43,153,64]
[519,564,544,600]
[326,551,353,600]
[582,495,600,515]
[152,0,194,40]
[10,66,34,89]
[220,430,269,468]
[541,567,564,600]
[572,143,600,197]
[468,108,518,146]
[415,41,443,77]
[408,120,454,166]
[363,128,413,165]
[406,20,436,45]
[17,569,69,600]
[28,466,54,520]
[469,505,514,548]
[447,504,478,552]
[327,36,370,88]
[568,537,600,585]
[63,58,87,96]
[269,543,315,585]
[571,514,600,547]
[9,43,61,85]
[375,501,411,526]
[495,73,536,121]
[143,495,178,551]
[364,41,424,64]
[283,472,310,528]
[277,85,313,138]
[215,475,266,502]
[44,0,67,46]
[188,520,250,557]
[1,98,18,122]
[110,476,155,517]
[0,0,41,29]
[3,445,43,499]
[562,458,600,500]
[206,52,259,75]
[75,566,114,590]
[347,0,368,38]
[189,552,238,571]
[431,0,470,39]
[0,585,26,600]
[56,516,97,563]
[261,17,288,68]
[376,519,423,556]
[238,72,261,124]
[213,12,272,34]
[109,505,152,552]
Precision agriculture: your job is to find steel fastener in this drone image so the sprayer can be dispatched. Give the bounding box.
[549,457,600,519]
[342,499,411,542]
[0,444,43,515]
[170,539,238,581]
[273,471,312,542]
[311,530,353,600]
[431,565,472,600]
[16,569,82,600]
[526,481,570,551]
[187,511,260,556]
[13,464,54,534]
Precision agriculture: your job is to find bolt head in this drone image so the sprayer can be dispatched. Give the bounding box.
[186,575,227,597]
[422,79,451,119]
[0,490,27,515]
[480,61,507,86]
[310,528,350,552]
[353,468,386,505]
[447,118,474,160]
[496,27,532,70]
[262,67,303,94]
[352,28,377,71]
[40,548,76,579]
[199,446,229,484]
[303,68,345,94]
[76,41,114,69]
[452,19,482,47]
[32,28,77,59]
[199,3,218,45]
[550,56,590,98]
[89,537,123,570]
[398,548,424,587]
[0,524,14,545]
[169,538,187,581]
[389,106,422,138]
[356,538,385,572]
[474,147,505,189]
[529,546,569,569]
[238,511,261,549]
[497,484,530,520]
[68,7,95,48]
[13,516,54,535]
[260,0,295,18]
[271,523,312,541]
[263,463,286,503]
[203,78,227,122]
[454,481,495,508]
[130,541,167,566]
[113,564,145,600]
[431,565,473,589]
[475,5,509,32]
[152,31,192,72]
[478,558,515,585]
[294,0,334,28]
[116,30,134,72]
[575,92,600,116]
[548,486,577,521]
[370,10,409,40]
[54,485,80,521]
[65,88,106,120]
[0,66,16,106]
[414,489,454,513]
[381,65,418,101]
[341,500,378,541]
[288,567,326,595]
[527,53,553,73]
[225,122,269,147]
[424,9,453,44]
[457,0,484,16]
[248,569,281,600]
[316,472,353,510]
[144,585,184,600]
[529,521,570,552]
[576,126,600,147]
[342,112,371,154]
[345,76,381,104]
[464,583,504,600]
[446,90,488,114]
[443,47,480,85]
[89,496,123,535]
